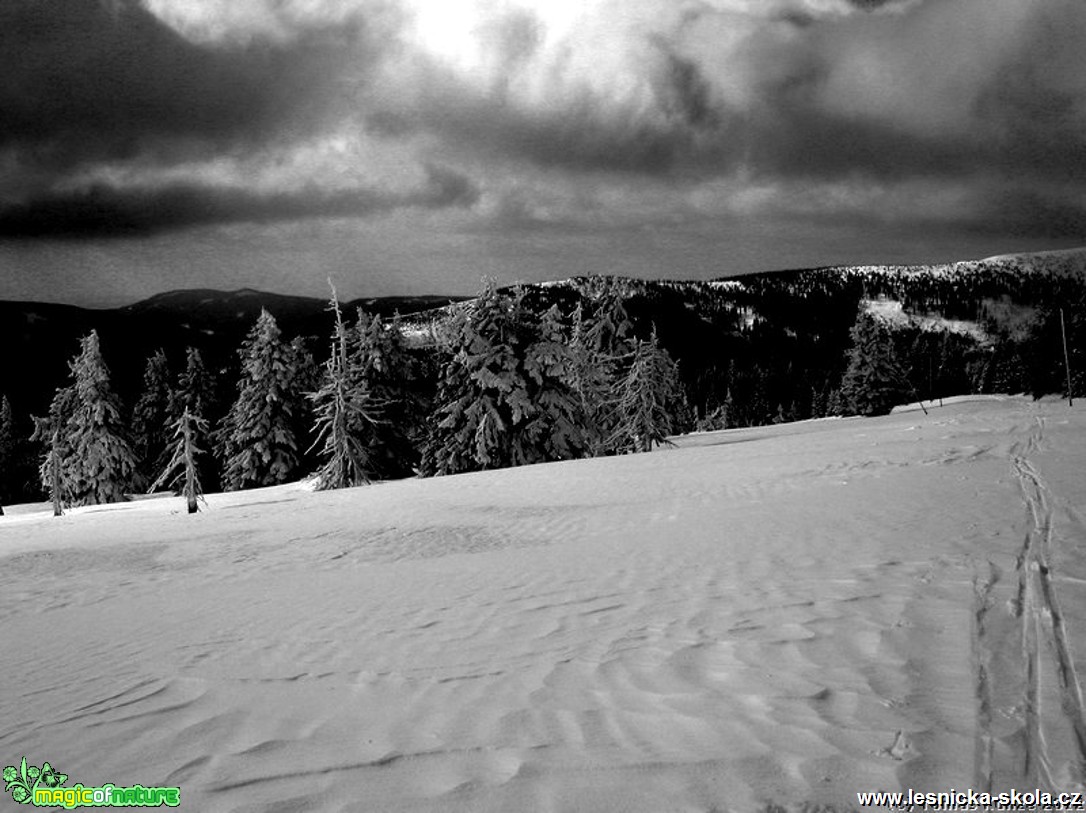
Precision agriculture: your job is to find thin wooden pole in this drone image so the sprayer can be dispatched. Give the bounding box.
[899,369,929,415]
[1060,308,1073,407]
[939,333,947,408]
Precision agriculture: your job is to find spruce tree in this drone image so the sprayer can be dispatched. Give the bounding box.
[67,331,137,505]
[608,328,682,453]
[170,347,219,491]
[44,428,64,517]
[172,346,217,421]
[31,332,136,506]
[570,280,637,455]
[421,281,525,475]
[839,311,910,416]
[722,388,735,428]
[31,386,76,515]
[0,398,37,508]
[217,310,306,490]
[747,368,771,426]
[131,349,173,489]
[151,408,208,514]
[350,310,421,478]
[420,281,588,476]
[569,303,616,455]
[308,292,383,490]
[0,395,13,514]
[518,304,589,463]
[722,360,745,427]
[583,279,636,355]
[826,387,844,417]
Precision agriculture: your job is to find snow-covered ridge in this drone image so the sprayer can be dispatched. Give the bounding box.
[475,247,1086,305]
[817,247,1086,281]
[397,247,1085,345]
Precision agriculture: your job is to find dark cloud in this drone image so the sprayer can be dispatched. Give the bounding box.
[847,0,905,10]
[354,0,1086,197]
[1,0,1083,258]
[364,45,731,177]
[0,0,371,174]
[0,165,478,238]
[655,49,722,132]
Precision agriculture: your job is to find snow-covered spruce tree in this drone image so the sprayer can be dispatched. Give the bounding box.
[420,281,526,475]
[217,309,307,491]
[307,292,383,490]
[608,328,682,453]
[569,303,615,455]
[171,346,217,421]
[131,349,173,489]
[48,331,138,505]
[579,277,637,357]
[420,281,588,476]
[150,408,208,514]
[570,279,638,455]
[518,304,591,463]
[72,331,137,504]
[839,310,910,417]
[31,386,77,515]
[169,347,219,491]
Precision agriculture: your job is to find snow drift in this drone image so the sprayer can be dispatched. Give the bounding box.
[2,396,1084,811]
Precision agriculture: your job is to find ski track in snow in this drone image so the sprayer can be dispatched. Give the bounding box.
[970,409,1086,793]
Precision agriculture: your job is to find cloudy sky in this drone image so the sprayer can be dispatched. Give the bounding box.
[2,0,1085,307]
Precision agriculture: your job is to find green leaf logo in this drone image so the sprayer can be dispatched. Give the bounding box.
[4,757,66,804]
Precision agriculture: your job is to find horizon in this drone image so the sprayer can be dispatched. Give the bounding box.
[2,1,1085,308]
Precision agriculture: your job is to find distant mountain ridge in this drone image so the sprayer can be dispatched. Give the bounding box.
[124,287,465,317]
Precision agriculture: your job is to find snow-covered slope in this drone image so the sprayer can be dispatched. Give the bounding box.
[794,245,1086,282]
[3,396,1085,811]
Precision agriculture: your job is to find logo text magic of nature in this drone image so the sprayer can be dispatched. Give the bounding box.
[4,758,180,808]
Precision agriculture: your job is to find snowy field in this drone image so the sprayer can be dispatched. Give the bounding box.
[2,396,1085,812]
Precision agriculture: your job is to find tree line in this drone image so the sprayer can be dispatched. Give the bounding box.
[0,279,684,514]
[0,275,1079,516]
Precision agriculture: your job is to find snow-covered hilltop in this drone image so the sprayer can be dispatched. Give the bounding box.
[816,245,1086,281]
[459,246,1086,317]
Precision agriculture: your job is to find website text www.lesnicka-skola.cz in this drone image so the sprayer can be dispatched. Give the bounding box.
[857,788,1086,810]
